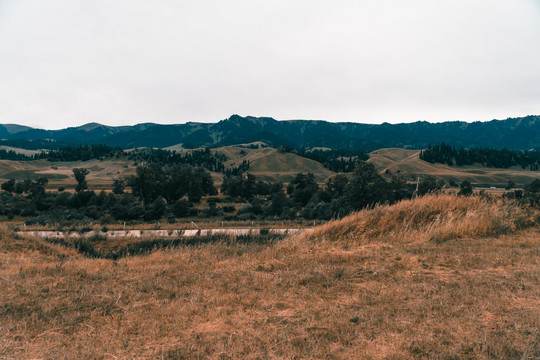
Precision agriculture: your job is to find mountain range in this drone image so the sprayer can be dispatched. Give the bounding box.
[1,114,539,151]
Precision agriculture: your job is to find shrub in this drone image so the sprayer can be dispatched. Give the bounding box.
[458,180,473,196]
[172,200,191,218]
[144,198,166,221]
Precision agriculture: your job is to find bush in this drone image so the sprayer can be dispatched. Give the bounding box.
[201,205,223,218]
[84,205,102,220]
[20,205,37,217]
[458,180,473,196]
[172,200,191,218]
[144,198,166,221]
[418,176,440,195]
[4,208,14,220]
[25,214,51,226]
[302,201,333,220]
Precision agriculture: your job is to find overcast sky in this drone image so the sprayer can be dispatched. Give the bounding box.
[0,0,539,129]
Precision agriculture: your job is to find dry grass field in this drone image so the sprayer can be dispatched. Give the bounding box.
[217,146,335,184]
[1,146,539,192]
[0,158,135,191]
[0,145,336,190]
[1,194,539,359]
[0,146,43,156]
[368,148,540,186]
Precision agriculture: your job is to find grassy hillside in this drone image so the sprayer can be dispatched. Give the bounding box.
[216,146,336,183]
[1,195,538,358]
[0,158,135,191]
[0,146,538,192]
[369,148,540,186]
[0,145,335,190]
[0,145,43,156]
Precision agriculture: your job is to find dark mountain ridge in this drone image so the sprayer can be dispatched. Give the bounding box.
[1,114,539,151]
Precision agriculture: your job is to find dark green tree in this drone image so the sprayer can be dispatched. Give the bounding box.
[458,180,473,196]
[187,166,217,202]
[73,168,90,192]
[127,163,165,203]
[505,179,515,190]
[112,178,125,195]
[345,161,388,210]
[172,200,191,217]
[418,176,440,195]
[144,197,167,221]
[327,174,349,198]
[524,179,540,206]
[288,173,319,206]
[29,177,49,198]
[1,179,15,193]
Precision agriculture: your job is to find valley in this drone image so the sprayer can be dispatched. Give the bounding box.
[0,117,539,359]
[0,144,538,191]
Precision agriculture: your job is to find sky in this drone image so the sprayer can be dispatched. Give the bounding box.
[0,0,539,130]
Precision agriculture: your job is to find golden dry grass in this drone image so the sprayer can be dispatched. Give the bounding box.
[0,158,136,191]
[1,146,538,192]
[309,194,538,244]
[1,195,539,359]
[217,146,335,184]
[368,148,540,186]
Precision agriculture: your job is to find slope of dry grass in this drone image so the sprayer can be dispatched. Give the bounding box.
[368,148,540,186]
[1,195,539,359]
[216,146,335,183]
[309,194,538,244]
[0,158,135,191]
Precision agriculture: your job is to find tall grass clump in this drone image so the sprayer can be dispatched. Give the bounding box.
[309,194,538,244]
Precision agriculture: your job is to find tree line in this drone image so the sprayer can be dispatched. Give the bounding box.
[0,163,218,224]
[0,139,60,150]
[4,157,540,226]
[420,143,540,170]
[0,144,250,175]
[278,146,369,173]
[0,160,420,224]
[218,161,466,220]
[0,144,123,162]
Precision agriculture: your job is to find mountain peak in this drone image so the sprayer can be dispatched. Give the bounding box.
[77,122,105,131]
[0,124,35,134]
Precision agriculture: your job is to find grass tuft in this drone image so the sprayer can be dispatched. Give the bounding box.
[307,194,538,245]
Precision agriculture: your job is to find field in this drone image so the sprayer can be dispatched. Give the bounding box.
[0,145,336,191]
[369,148,540,187]
[1,146,539,193]
[221,147,334,183]
[1,195,539,359]
[0,158,134,191]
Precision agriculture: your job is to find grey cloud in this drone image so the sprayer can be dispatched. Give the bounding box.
[0,0,539,129]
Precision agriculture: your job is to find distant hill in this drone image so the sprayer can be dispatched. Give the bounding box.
[215,146,336,183]
[1,114,540,150]
[368,148,540,186]
[0,144,537,189]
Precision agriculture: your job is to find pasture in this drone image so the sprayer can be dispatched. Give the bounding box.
[1,195,538,358]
